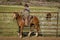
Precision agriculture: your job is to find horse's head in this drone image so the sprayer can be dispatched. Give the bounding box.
[13,12,23,20]
[13,12,20,19]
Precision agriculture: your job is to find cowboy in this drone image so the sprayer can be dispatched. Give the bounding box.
[22,3,30,25]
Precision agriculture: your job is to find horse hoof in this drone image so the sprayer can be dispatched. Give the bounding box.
[28,32,32,37]
[28,35,30,37]
[35,35,38,37]
[28,34,31,37]
[19,35,22,38]
[34,35,38,37]
[35,33,38,37]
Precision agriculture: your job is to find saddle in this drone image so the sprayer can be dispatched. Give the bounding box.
[23,15,33,26]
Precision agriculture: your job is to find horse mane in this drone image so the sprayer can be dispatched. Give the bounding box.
[14,12,23,19]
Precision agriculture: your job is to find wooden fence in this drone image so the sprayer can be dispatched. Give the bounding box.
[0,6,60,36]
[31,12,59,36]
[0,12,60,37]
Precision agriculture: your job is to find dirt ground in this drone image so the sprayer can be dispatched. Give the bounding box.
[0,36,60,40]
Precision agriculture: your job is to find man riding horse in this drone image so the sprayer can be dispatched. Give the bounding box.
[21,3,30,26]
[13,4,40,38]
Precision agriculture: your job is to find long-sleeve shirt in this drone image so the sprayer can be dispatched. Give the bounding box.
[24,7,30,13]
[21,7,30,17]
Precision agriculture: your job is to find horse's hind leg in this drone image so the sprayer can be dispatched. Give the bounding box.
[35,24,40,37]
[35,30,39,37]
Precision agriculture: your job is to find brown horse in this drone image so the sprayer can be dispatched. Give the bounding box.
[13,12,40,38]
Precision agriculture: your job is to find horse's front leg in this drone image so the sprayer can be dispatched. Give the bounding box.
[18,26,20,36]
[28,31,32,37]
[28,25,34,37]
[19,26,23,38]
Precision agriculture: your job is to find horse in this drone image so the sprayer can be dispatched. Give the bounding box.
[13,12,40,38]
